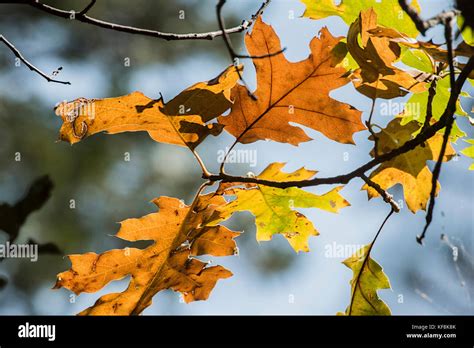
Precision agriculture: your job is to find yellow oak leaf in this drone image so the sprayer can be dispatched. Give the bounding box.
[362,119,455,213]
[210,163,350,253]
[347,8,428,99]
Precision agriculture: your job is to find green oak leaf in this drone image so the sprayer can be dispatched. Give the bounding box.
[400,76,468,141]
[210,162,350,253]
[301,0,420,37]
[458,16,474,46]
[401,47,433,73]
[338,244,391,315]
[461,139,474,170]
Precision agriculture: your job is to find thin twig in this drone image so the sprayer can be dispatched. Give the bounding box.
[0,34,70,85]
[366,97,379,157]
[216,0,285,100]
[217,0,283,59]
[418,17,456,245]
[398,0,460,36]
[78,0,96,16]
[4,0,257,41]
[360,174,400,212]
[421,77,438,133]
[192,149,212,179]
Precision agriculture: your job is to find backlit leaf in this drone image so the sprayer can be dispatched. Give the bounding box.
[55,195,238,315]
[301,0,420,37]
[338,244,391,316]
[362,119,456,212]
[210,163,350,253]
[219,17,365,146]
[55,65,240,150]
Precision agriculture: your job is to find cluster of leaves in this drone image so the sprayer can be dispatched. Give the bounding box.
[53,1,473,315]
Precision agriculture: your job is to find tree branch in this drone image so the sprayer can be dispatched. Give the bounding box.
[360,174,400,212]
[418,17,457,245]
[421,77,438,133]
[0,34,71,85]
[5,0,258,41]
[205,56,474,190]
[398,0,459,36]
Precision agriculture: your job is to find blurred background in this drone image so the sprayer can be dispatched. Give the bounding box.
[0,0,472,315]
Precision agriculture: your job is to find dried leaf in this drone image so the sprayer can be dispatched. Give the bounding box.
[55,195,238,315]
[347,9,427,99]
[219,17,364,146]
[362,119,455,212]
[55,65,240,150]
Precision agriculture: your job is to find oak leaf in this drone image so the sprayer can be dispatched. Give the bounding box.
[362,119,456,213]
[461,139,474,170]
[209,163,350,253]
[347,9,427,99]
[369,25,474,64]
[338,244,391,316]
[55,65,240,150]
[54,195,238,315]
[399,76,467,141]
[301,0,420,37]
[219,17,364,146]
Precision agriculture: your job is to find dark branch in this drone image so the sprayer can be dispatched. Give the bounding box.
[366,97,379,157]
[78,0,96,16]
[206,56,474,189]
[0,175,54,243]
[5,0,256,41]
[418,17,457,245]
[0,34,71,85]
[398,0,459,35]
[216,0,285,100]
[421,77,438,133]
[360,174,400,212]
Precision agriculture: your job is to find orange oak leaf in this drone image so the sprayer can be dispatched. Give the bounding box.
[347,8,428,99]
[362,119,455,213]
[54,195,238,315]
[368,26,474,63]
[219,17,365,146]
[55,65,240,150]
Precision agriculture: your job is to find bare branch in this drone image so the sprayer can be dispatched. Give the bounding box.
[360,174,400,212]
[79,0,96,16]
[0,34,71,85]
[4,0,256,41]
[398,0,460,35]
[418,17,457,245]
[421,77,438,133]
[366,97,380,157]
